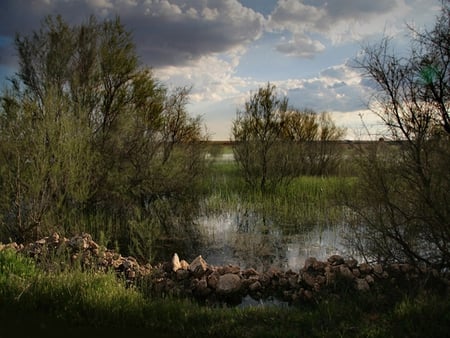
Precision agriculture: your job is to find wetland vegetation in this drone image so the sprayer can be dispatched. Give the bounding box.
[1,3,450,335]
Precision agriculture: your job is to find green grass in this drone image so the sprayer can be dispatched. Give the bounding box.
[1,248,449,337]
[201,159,356,234]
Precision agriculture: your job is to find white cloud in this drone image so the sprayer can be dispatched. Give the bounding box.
[154,46,248,103]
[275,34,325,58]
[266,0,432,57]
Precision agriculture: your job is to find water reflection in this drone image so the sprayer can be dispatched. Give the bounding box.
[197,211,355,272]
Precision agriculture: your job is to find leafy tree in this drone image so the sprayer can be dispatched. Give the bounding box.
[232,83,344,192]
[232,83,288,192]
[281,110,345,175]
[0,15,208,260]
[349,0,450,269]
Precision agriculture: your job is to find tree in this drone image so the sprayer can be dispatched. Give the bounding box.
[281,110,345,175]
[0,15,208,260]
[349,0,450,269]
[232,83,345,192]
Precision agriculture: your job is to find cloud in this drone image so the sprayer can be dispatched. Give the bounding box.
[267,0,412,57]
[275,34,325,58]
[267,63,369,112]
[0,0,265,68]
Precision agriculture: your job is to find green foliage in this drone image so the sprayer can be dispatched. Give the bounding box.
[0,256,449,337]
[0,249,37,293]
[232,83,345,193]
[0,15,208,260]
[202,158,355,235]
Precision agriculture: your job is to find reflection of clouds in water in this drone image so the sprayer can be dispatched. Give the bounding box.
[198,211,356,271]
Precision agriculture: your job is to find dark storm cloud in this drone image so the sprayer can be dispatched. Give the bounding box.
[0,0,264,69]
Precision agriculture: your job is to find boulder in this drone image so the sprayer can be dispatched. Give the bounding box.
[189,255,208,278]
[217,273,242,295]
[328,255,345,266]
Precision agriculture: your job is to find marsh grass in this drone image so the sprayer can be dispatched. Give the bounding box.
[1,249,449,336]
[201,159,355,235]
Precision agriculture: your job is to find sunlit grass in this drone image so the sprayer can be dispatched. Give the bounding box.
[1,248,449,336]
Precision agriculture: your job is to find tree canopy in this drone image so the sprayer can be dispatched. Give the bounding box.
[0,15,208,260]
[232,83,345,192]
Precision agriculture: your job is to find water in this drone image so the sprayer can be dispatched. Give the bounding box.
[197,210,356,272]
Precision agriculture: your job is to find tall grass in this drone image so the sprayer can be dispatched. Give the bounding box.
[201,159,356,235]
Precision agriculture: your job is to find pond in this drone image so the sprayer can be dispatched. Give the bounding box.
[196,210,358,272]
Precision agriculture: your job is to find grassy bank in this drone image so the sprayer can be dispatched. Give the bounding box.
[1,248,449,337]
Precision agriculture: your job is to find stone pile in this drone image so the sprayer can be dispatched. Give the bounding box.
[0,232,151,282]
[145,253,446,305]
[1,233,447,305]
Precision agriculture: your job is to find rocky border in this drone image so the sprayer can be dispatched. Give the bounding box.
[1,233,448,305]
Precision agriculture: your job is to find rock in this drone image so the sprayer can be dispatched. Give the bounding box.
[217,273,242,295]
[373,264,383,275]
[300,272,317,288]
[207,271,220,289]
[221,264,241,275]
[352,268,361,278]
[355,278,370,291]
[49,232,60,243]
[359,263,372,274]
[365,275,375,285]
[194,277,211,297]
[172,253,181,272]
[303,257,318,271]
[328,255,345,266]
[249,281,262,292]
[345,258,359,269]
[242,268,259,278]
[69,234,90,251]
[180,260,189,270]
[338,265,354,279]
[189,255,208,278]
[176,269,190,280]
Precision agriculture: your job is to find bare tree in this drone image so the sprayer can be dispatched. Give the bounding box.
[350,1,450,269]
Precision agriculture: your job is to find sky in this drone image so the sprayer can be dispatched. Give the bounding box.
[0,0,441,140]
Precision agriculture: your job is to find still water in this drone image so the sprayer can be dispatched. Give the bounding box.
[196,210,356,272]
